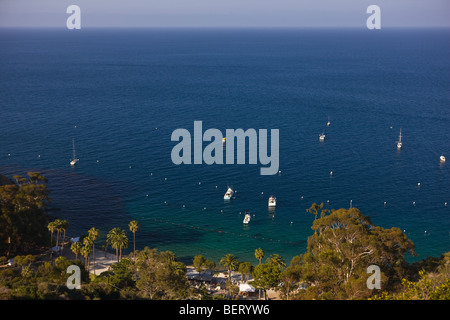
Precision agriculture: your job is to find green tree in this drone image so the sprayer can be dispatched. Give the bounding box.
[306,202,328,222]
[220,254,239,282]
[60,220,69,254]
[299,207,416,299]
[279,263,302,300]
[87,227,99,275]
[267,254,286,269]
[71,241,82,260]
[238,262,253,281]
[107,228,129,262]
[252,262,281,300]
[134,247,188,299]
[0,172,50,255]
[255,248,265,264]
[128,220,139,260]
[53,219,65,256]
[81,244,92,272]
[47,221,56,259]
[371,252,450,300]
[193,254,216,274]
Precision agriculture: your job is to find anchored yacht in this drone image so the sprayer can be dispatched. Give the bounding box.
[319,133,325,141]
[224,187,234,200]
[268,196,276,207]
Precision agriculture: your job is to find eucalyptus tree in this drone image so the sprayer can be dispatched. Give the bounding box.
[298,206,416,299]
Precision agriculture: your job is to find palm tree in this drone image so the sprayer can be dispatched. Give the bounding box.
[255,248,265,264]
[220,254,239,282]
[117,231,129,261]
[60,220,69,254]
[87,227,99,275]
[129,220,139,261]
[80,244,92,272]
[71,241,82,260]
[107,228,129,262]
[267,254,286,268]
[54,219,64,255]
[83,236,93,270]
[47,221,56,259]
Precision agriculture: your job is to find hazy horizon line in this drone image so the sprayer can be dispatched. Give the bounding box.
[1,25,449,30]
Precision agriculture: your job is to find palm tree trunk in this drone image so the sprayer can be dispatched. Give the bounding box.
[50,231,54,259]
[61,229,66,254]
[133,232,136,260]
[92,244,96,275]
[55,231,59,255]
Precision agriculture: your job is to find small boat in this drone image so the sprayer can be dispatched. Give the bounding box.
[243,213,251,224]
[222,137,226,144]
[268,196,276,207]
[397,129,402,149]
[440,154,446,162]
[224,187,234,200]
[327,117,331,126]
[319,133,325,141]
[70,139,79,166]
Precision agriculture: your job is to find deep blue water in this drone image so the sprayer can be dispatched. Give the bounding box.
[0,28,449,264]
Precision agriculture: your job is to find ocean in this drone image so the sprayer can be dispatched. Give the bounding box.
[0,28,449,264]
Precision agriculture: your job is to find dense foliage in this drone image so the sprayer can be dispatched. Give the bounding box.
[0,173,50,256]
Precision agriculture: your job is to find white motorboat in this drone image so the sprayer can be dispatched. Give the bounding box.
[319,133,325,141]
[70,139,79,166]
[224,187,234,200]
[268,196,276,207]
[440,154,446,162]
[397,128,402,149]
[243,213,251,224]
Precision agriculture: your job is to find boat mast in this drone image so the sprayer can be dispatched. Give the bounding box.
[72,139,76,159]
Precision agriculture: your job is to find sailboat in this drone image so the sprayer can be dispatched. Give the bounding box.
[397,129,402,150]
[70,139,79,166]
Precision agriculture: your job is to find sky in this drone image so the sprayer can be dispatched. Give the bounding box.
[0,0,449,28]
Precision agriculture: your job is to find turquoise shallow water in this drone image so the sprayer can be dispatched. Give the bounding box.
[0,28,449,264]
